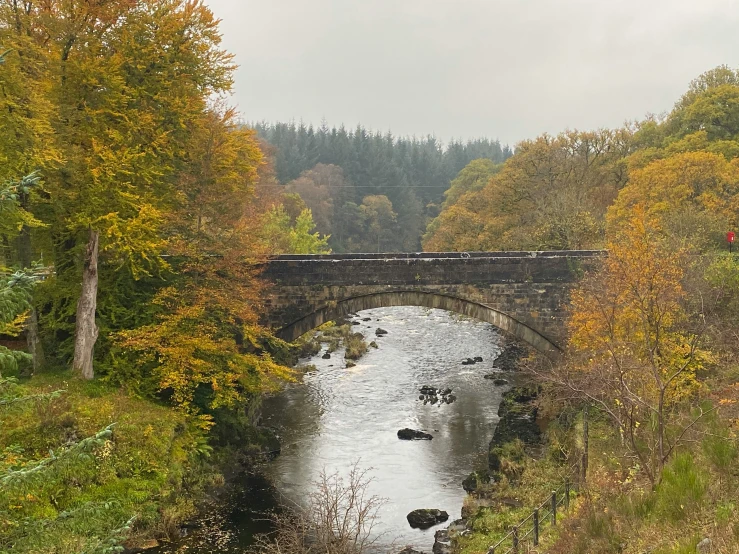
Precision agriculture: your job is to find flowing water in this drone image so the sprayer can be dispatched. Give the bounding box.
[155,306,510,553]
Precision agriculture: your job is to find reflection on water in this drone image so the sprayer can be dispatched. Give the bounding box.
[262,306,507,551]
[152,306,508,553]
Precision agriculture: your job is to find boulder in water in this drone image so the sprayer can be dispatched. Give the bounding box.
[473,357,483,363]
[322,353,331,359]
[398,428,433,440]
[462,470,491,493]
[433,529,453,554]
[407,509,449,529]
[375,328,389,336]
[461,358,476,365]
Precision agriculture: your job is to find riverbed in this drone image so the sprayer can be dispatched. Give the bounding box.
[154,306,510,553]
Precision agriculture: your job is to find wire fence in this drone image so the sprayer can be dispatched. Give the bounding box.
[486,475,579,554]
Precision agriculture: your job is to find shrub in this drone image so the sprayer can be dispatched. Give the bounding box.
[252,462,385,554]
[655,453,707,521]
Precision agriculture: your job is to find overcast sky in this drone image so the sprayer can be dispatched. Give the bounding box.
[205,0,739,146]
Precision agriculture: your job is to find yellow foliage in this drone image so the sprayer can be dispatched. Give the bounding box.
[566,208,712,481]
[608,151,739,248]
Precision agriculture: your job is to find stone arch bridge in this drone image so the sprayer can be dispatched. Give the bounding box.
[260,251,602,354]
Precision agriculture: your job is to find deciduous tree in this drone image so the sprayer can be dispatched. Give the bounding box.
[535,211,711,483]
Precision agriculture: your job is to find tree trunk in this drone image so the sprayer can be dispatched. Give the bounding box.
[72,228,99,380]
[24,309,44,376]
[17,224,45,374]
[582,404,589,484]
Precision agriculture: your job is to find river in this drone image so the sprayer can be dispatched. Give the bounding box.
[154,306,510,553]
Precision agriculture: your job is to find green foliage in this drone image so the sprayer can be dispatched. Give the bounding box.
[0,269,36,375]
[701,419,737,474]
[0,375,220,553]
[260,206,331,254]
[441,158,500,209]
[655,453,708,521]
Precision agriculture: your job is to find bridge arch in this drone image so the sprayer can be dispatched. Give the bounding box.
[274,290,561,355]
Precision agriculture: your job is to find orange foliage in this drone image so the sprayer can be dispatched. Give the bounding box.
[560,208,712,482]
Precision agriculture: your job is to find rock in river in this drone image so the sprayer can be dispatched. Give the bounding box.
[322,353,331,359]
[375,328,389,336]
[398,428,433,440]
[407,509,449,529]
[397,548,426,554]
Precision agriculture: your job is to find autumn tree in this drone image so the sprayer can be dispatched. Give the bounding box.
[285,163,353,237]
[536,211,711,483]
[358,195,397,253]
[608,151,739,250]
[115,104,304,413]
[0,0,239,379]
[423,130,633,252]
[440,158,500,210]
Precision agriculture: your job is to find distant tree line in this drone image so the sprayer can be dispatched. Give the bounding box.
[252,122,511,252]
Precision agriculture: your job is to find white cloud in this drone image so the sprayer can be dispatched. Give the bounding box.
[206,0,739,145]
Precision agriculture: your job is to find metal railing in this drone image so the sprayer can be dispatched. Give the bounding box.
[487,477,577,554]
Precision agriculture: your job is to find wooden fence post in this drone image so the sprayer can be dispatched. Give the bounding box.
[512,526,519,552]
[533,508,539,546]
[551,491,557,526]
[582,404,589,483]
[565,478,570,510]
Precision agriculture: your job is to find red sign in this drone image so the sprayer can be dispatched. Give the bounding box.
[729,232,736,243]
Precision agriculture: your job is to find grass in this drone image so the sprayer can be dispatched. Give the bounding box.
[311,322,368,363]
[457,394,739,554]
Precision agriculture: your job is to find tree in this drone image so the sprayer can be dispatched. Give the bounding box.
[285,163,351,237]
[536,211,711,483]
[359,195,397,253]
[3,0,238,379]
[253,122,511,253]
[253,463,386,554]
[608,151,739,251]
[0,174,45,372]
[423,130,633,252]
[0,270,34,376]
[260,206,331,255]
[440,158,499,210]
[116,107,302,413]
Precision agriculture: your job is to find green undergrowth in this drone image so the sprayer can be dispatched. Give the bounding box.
[458,393,739,554]
[0,373,228,553]
[457,437,576,554]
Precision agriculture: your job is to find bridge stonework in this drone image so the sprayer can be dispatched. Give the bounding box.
[260,251,602,354]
